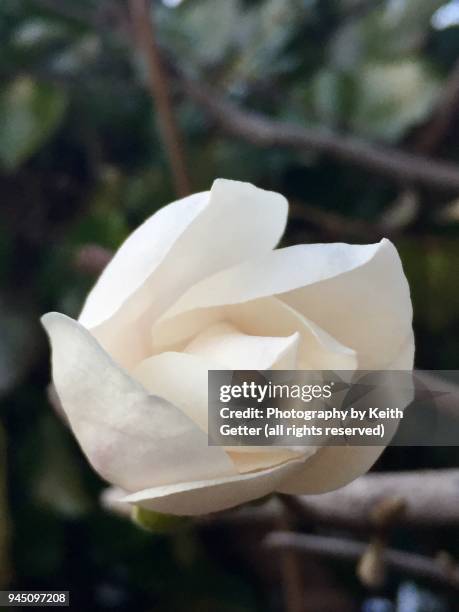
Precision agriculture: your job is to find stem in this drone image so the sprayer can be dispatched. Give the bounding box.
[129,0,191,198]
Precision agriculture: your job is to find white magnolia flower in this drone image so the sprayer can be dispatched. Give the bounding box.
[42,179,414,516]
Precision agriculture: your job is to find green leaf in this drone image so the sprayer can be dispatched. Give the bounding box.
[132,506,190,534]
[0,76,67,170]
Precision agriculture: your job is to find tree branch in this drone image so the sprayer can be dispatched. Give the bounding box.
[178,73,459,194]
[129,0,191,198]
[284,469,459,530]
[265,532,459,589]
[204,469,459,531]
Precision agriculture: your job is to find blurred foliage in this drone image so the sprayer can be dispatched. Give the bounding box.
[0,77,67,171]
[0,0,459,610]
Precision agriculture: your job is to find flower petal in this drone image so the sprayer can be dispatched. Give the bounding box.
[225,299,356,370]
[41,312,236,492]
[152,239,412,369]
[276,446,384,495]
[118,458,306,515]
[133,351,213,433]
[133,347,311,475]
[184,322,300,370]
[84,179,288,368]
[153,241,385,332]
[282,239,414,369]
[133,323,300,434]
[78,191,209,330]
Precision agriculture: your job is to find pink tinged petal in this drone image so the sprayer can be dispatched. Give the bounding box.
[82,179,288,368]
[118,458,307,516]
[41,312,236,493]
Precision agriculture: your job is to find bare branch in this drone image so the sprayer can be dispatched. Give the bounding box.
[203,469,459,531]
[129,0,191,198]
[178,74,459,194]
[285,469,459,530]
[265,531,459,589]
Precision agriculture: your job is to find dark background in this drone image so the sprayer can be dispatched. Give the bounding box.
[0,1,458,610]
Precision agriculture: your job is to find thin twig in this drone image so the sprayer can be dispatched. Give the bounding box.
[265,531,459,589]
[129,0,191,197]
[177,72,459,193]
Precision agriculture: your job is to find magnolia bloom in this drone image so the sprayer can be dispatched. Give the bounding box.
[42,179,414,516]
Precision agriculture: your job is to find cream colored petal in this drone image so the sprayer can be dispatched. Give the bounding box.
[152,241,384,345]
[228,299,356,370]
[153,239,412,370]
[133,323,300,434]
[227,449,312,474]
[282,239,414,369]
[158,241,385,316]
[152,299,356,371]
[385,329,415,370]
[184,322,300,370]
[277,358,415,496]
[86,179,288,369]
[276,446,384,495]
[132,347,311,475]
[118,458,306,516]
[41,312,236,493]
[79,191,209,330]
[133,351,212,433]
